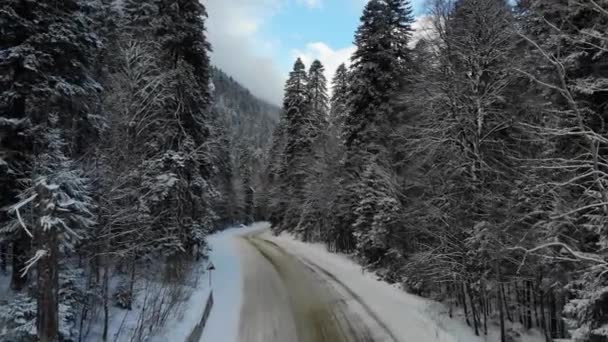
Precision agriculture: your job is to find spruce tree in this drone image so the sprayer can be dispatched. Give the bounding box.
[333,0,413,259]
[0,0,99,339]
[345,0,413,148]
[295,60,330,240]
[272,58,310,231]
[307,60,329,128]
[329,63,350,130]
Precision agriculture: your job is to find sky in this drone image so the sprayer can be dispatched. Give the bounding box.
[205,0,428,105]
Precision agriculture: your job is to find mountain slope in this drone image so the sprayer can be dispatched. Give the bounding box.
[210,67,280,226]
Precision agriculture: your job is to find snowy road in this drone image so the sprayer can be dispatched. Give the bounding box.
[200,223,542,342]
[237,232,397,342]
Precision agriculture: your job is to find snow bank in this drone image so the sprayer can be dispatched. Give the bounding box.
[266,231,546,342]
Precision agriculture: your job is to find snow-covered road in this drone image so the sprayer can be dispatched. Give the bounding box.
[238,234,393,342]
[199,223,546,342]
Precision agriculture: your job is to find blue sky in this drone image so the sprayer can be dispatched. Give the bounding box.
[205,0,428,105]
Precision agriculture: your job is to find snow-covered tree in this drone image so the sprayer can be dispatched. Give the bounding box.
[515,1,608,340]
[8,123,95,342]
[270,58,312,231]
[0,0,100,293]
[329,63,350,131]
[307,60,329,127]
[330,0,414,258]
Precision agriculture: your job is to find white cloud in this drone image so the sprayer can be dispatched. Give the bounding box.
[204,1,434,105]
[297,0,323,8]
[289,15,432,94]
[205,0,285,105]
[291,42,356,94]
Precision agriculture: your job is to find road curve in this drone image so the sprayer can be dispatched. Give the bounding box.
[236,232,396,342]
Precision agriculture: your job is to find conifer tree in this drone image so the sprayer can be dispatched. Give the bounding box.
[333,0,414,259]
[307,60,329,128]
[294,60,330,240]
[272,58,311,230]
[345,0,413,148]
[329,63,350,130]
[1,0,99,338]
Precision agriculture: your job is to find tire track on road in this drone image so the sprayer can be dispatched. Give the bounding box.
[258,238,400,342]
[247,236,359,342]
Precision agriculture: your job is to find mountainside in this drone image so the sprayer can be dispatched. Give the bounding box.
[210,67,280,226]
[211,67,279,149]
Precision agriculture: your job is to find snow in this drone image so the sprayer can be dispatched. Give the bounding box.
[99,224,266,342]
[199,222,270,342]
[265,231,547,342]
[82,270,205,342]
[149,271,210,342]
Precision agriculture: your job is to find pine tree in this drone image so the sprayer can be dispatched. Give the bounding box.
[283,58,309,114]
[345,0,413,148]
[329,63,350,130]
[8,122,95,342]
[266,119,287,226]
[307,60,329,128]
[332,0,414,259]
[0,4,100,335]
[271,58,311,231]
[123,0,159,36]
[292,60,331,240]
[352,158,402,267]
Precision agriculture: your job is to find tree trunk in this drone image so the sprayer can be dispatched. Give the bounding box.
[524,280,532,329]
[539,288,551,342]
[517,281,523,324]
[37,229,59,342]
[499,285,506,342]
[10,230,30,291]
[479,290,488,335]
[550,291,557,338]
[128,255,136,311]
[462,282,470,327]
[102,256,110,341]
[467,283,479,336]
[534,281,540,328]
[0,242,7,273]
[501,284,512,322]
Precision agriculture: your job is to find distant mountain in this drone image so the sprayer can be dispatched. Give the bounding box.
[210,67,280,225]
[211,67,280,149]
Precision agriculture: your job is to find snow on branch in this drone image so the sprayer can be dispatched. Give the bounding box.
[509,242,607,275]
[7,193,38,238]
[21,249,48,277]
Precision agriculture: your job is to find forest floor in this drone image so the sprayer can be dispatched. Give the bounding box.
[197,223,548,342]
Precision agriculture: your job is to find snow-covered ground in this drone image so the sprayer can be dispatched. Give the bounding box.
[84,262,208,342]
[265,231,546,342]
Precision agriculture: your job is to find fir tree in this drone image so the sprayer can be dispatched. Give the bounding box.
[332,0,414,258]
[329,63,350,130]
[8,122,95,342]
[345,0,413,148]
[272,58,310,230]
[0,0,100,308]
[307,60,329,128]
